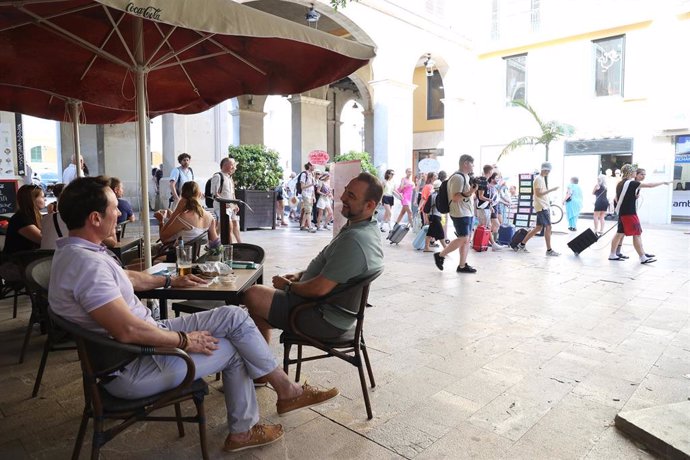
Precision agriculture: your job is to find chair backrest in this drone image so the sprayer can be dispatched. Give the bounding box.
[0,249,55,284]
[187,233,207,262]
[24,257,52,292]
[230,243,265,264]
[116,221,128,240]
[323,269,383,319]
[155,232,207,263]
[48,309,140,377]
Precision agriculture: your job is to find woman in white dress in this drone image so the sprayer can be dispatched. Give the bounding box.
[315,173,333,230]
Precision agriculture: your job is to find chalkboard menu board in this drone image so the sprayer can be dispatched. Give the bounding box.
[0,180,19,215]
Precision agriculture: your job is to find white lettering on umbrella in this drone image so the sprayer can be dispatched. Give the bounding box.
[125,3,162,21]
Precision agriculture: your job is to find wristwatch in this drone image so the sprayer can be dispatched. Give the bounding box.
[163,274,172,289]
[284,281,293,294]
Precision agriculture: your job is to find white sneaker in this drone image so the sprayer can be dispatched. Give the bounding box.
[514,245,529,253]
[491,244,503,251]
[308,227,317,233]
[546,249,561,257]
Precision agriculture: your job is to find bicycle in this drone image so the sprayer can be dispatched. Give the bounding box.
[549,202,564,225]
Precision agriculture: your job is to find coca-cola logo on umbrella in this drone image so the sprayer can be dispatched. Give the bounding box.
[126,3,162,20]
[308,150,329,165]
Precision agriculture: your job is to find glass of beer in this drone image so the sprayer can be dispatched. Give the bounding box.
[176,246,193,276]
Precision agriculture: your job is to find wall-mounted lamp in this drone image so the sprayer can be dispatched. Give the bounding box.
[424,53,435,77]
[305,4,321,26]
[352,101,359,109]
[247,95,254,106]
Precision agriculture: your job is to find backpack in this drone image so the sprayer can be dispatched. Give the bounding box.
[435,172,461,214]
[295,171,306,195]
[204,172,224,207]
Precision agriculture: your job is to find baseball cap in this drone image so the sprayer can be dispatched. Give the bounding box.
[541,162,552,171]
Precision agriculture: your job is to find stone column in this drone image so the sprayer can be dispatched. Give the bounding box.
[213,102,230,161]
[327,119,343,160]
[289,95,330,171]
[441,96,479,171]
[369,79,416,175]
[229,108,266,146]
[363,109,374,158]
[59,122,99,176]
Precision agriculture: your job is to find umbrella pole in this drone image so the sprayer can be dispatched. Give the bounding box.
[68,100,82,178]
[135,19,152,269]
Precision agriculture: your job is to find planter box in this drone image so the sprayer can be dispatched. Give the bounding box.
[237,189,276,231]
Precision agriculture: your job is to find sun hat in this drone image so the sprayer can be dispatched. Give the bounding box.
[433,179,442,189]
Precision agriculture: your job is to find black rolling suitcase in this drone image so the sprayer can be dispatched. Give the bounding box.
[567,224,616,255]
[567,228,598,255]
[510,228,529,250]
[387,223,410,245]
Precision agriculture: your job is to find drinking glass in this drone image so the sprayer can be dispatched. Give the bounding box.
[223,244,233,267]
[176,246,193,276]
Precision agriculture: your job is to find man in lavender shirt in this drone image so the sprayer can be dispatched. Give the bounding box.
[49,177,338,452]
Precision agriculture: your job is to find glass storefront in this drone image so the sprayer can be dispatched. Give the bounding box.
[672,135,690,218]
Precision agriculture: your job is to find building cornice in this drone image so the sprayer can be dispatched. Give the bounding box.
[478,20,652,60]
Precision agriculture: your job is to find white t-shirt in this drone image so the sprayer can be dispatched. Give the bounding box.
[40,213,69,250]
[211,172,237,215]
[533,175,549,212]
[62,164,78,184]
[300,171,315,201]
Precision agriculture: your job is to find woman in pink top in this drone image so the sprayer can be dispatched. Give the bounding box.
[394,168,415,225]
[418,171,437,224]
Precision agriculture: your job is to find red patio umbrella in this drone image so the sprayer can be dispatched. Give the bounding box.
[0,0,375,266]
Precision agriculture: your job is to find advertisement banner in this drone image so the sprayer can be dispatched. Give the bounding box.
[1,123,16,178]
[672,190,690,217]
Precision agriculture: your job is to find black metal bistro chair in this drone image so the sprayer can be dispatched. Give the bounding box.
[48,310,210,460]
[23,256,77,398]
[279,269,382,420]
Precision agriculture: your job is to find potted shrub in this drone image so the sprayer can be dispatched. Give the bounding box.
[334,150,377,175]
[228,144,283,230]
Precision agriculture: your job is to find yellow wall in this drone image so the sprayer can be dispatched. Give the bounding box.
[412,67,444,133]
[478,21,652,60]
[29,145,57,165]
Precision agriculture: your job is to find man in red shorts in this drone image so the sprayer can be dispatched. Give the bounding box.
[609,165,671,264]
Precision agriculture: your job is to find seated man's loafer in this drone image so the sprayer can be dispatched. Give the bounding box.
[224,423,284,452]
[276,383,339,416]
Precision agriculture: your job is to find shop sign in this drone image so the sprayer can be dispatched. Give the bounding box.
[675,153,690,164]
[672,191,690,216]
[308,150,329,165]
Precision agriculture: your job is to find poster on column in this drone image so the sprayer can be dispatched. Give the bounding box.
[0,123,16,178]
[331,160,361,235]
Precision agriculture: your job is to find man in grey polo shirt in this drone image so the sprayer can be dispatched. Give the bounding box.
[244,172,384,345]
[49,176,338,453]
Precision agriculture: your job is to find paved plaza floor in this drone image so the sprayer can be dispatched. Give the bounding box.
[1,217,688,459]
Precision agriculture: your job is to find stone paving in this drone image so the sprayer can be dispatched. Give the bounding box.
[1,217,688,459]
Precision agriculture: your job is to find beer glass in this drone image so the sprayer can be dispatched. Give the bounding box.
[176,246,193,276]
